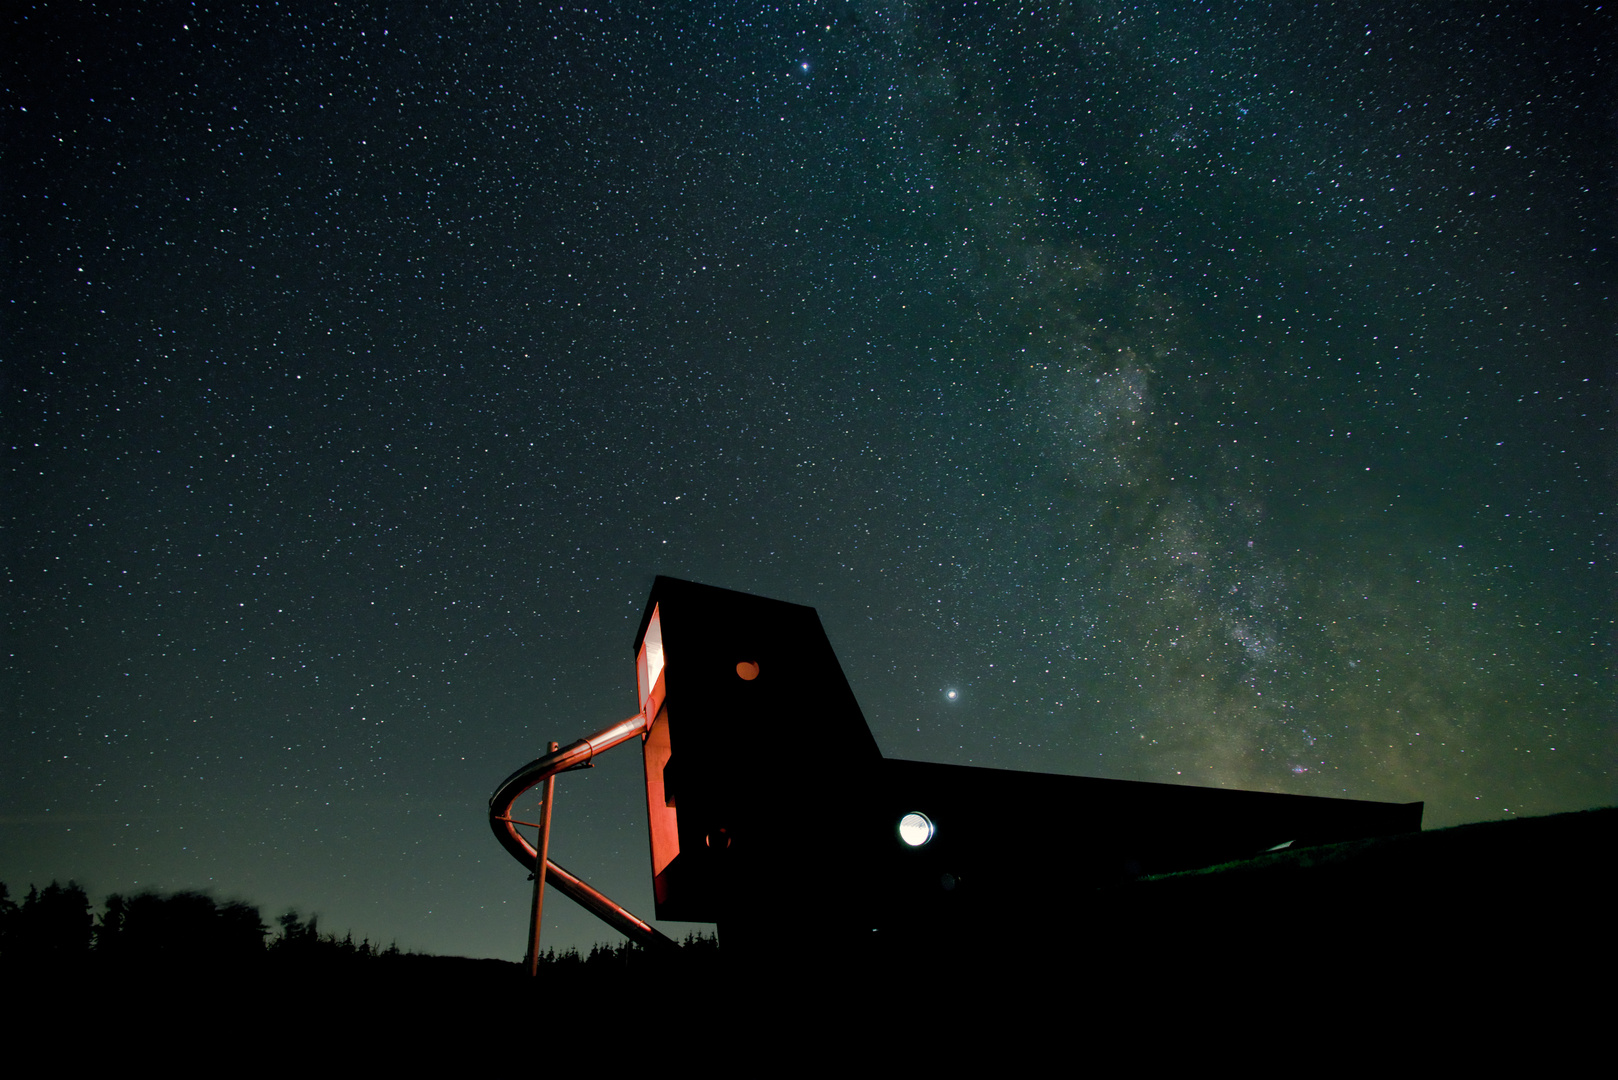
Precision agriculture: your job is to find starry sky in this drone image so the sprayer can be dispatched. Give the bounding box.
[5,2,1613,960]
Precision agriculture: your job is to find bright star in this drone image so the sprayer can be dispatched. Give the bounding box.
[800,61,810,72]
[946,689,958,701]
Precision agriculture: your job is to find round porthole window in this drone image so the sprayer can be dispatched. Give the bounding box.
[898,811,935,847]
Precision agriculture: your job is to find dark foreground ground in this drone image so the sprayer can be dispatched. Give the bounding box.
[10,808,1611,1054]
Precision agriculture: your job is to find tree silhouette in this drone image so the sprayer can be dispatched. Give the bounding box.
[7,881,92,964]
[95,890,269,967]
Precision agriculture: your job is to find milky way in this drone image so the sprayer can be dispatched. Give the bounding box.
[5,3,1611,959]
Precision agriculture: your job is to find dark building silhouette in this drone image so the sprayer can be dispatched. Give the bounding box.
[492,577,1422,949]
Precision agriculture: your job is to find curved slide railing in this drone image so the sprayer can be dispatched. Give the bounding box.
[488,709,679,951]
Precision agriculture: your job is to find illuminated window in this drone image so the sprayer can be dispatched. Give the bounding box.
[898,811,935,847]
[637,605,664,713]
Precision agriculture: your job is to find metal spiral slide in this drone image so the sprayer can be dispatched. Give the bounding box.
[488,710,678,951]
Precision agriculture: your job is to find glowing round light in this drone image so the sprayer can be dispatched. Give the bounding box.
[898,811,935,847]
[736,660,760,681]
[946,689,958,700]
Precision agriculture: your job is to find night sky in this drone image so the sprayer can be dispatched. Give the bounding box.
[5,2,1612,960]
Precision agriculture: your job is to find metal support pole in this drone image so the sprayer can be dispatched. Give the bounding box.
[525,740,560,976]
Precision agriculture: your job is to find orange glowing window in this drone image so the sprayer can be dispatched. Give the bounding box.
[637,605,664,714]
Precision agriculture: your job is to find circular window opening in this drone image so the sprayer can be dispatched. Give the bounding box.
[898,811,935,847]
